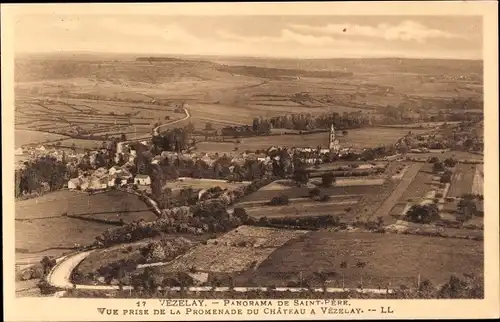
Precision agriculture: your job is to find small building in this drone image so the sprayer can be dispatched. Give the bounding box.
[94,167,108,178]
[80,179,90,191]
[15,147,24,155]
[68,178,83,190]
[119,170,133,180]
[320,148,330,154]
[134,174,151,186]
[109,166,122,176]
[108,172,130,187]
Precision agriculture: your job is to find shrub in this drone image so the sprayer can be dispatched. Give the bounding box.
[321,172,336,187]
[37,279,57,295]
[319,195,330,202]
[309,188,321,198]
[268,195,289,206]
[404,204,440,224]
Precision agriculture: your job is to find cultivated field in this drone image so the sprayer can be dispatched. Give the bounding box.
[309,177,386,187]
[244,197,361,219]
[382,121,461,129]
[448,163,478,198]
[147,226,308,273]
[15,129,68,148]
[398,163,437,201]
[169,178,250,192]
[371,163,423,220]
[15,190,155,263]
[15,217,109,262]
[405,150,483,162]
[249,231,483,289]
[237,182,382,204]
[15,96,184,145]
[197,127,429,152]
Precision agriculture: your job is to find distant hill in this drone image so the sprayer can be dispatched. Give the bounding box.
[136,57,186,62]
[14,53,483,87]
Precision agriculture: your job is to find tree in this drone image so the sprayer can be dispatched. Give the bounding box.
[440,170,453,183]
[309,187,321,198]
[292,168,309,186]
[321,172,336,187]
[37,279,57,295]
[438,274,483,299]
[433,161,445,173]
[404,204,440,224]
[457,198,477,222]
[428,156,440,164]
[268,195,289,206]
[233,207,249,222]
[185,122,195,133]
[443,158,457,168]
[417,279,436,299]
[40,256,57,275]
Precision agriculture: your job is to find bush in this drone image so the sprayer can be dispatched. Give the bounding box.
[440,170,452,183]
[309,188,321,198]
[319,195,330,202]
[404,204,440,224]
[443,158,457,168]
[37,279,58,295]
[321,172,336,187]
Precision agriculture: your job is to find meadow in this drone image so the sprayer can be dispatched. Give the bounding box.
[142,226,308,274]
[15,190,156,263]
[197,127,428,153]
[249,231,483,289]
[448,163,477,198]
[15,129,68,148]
[15,55,480,152]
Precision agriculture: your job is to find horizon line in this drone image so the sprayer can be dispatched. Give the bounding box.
[15,51,483,62]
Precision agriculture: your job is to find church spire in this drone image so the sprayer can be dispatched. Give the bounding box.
[329,124,335,150]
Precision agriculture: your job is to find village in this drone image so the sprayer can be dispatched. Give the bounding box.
[15,124,354,195]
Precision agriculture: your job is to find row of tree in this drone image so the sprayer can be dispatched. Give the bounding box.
[15,156,69,197]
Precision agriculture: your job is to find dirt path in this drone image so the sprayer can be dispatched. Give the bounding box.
[116,107,190,155]
[372,163,423,220]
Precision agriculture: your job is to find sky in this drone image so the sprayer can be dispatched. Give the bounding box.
[14,15,483,59]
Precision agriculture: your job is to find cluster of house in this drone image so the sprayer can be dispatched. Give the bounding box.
[67,165,151,191]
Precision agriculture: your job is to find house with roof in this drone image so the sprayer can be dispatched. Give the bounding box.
[134,174,151,186]
[151,155,162,165]
[119,169,132,180]
[94,167,108,178]
[68,177,83,190]
[109,165,123,176]
[15,147,24,155]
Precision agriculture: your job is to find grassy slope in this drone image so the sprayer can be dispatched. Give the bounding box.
[249,231,483,289]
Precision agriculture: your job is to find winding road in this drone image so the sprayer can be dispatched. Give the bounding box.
[46,248,393,295]
[116,107,190,156]
[45,102,396,296]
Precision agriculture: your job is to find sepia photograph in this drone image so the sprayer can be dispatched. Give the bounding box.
[2,2,499,320]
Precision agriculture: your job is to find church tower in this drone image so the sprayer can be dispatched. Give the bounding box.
[329,124,340,152]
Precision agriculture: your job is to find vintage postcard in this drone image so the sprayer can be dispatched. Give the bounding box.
[2,1,499,321]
